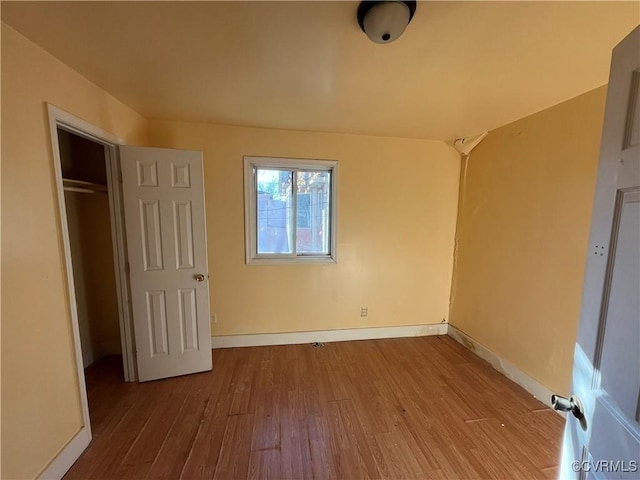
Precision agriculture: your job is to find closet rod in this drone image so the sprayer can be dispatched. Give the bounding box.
[63,178,108,194]
[63,186,108,195]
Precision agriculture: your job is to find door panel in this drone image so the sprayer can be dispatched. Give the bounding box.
[174,200,195,269]
[178,287,199,352]
[147,290,169,356]
[141,200,163,270]
[590,398,639,479]
[560,27,639,479]
[597,191,639,421]
[121,146,212,382]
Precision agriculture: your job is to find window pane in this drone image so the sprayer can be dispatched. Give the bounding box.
[296,171,330,255]
[257,168,293,254]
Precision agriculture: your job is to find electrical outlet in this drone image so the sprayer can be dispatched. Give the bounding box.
[212,313,218,324]
[360,307,368,317]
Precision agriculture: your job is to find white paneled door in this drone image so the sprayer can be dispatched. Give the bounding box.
[557,27,639,479]
[120,146,212,382]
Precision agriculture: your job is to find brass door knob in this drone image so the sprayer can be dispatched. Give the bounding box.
[194,273,206,282]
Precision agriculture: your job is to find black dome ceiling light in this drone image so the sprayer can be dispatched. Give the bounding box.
[357,1,417,44]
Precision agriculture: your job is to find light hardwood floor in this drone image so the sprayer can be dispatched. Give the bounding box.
[64,336,564,479]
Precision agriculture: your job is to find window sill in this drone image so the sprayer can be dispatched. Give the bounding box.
[246,255,337,265]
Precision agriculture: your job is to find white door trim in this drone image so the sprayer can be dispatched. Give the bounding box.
[45,104,136,476]
[48,104,136,381]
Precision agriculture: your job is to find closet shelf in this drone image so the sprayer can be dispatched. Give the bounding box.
[63,178,108,194]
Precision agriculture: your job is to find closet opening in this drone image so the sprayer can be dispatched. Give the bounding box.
[56,124,136,392]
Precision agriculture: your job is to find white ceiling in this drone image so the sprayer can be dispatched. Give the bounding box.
[2,1,638,140]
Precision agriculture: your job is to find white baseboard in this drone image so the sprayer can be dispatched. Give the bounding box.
[447,324,556,409]
[212,323,448,349]
[38,426,91,480]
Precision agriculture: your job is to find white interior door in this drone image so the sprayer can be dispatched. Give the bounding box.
[120,146,212,382]
[558,27,639,479]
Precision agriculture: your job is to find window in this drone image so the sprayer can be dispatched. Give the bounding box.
[244,156,338,264]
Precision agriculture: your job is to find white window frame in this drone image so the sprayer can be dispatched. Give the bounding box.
[243,156,338,264]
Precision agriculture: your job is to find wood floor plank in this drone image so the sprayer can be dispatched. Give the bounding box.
[279,427,313,480]
[144,373,215,479]
[374,431,425,479]
[250,388,280,451]
[64,336,564,480]
[247,448,281,480]
[179,393,233,480]
[335,399,381,479]
[212,413,254,480]
[279,390,313,480]
[120,378,191,468]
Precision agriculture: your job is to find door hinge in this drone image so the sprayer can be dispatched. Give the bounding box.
[118,171,123,183]
[125,261,130,274]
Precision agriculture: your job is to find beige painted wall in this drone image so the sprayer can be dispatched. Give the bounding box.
[449,86,607,396]
[1,24,148,479]
[148,121,460,337]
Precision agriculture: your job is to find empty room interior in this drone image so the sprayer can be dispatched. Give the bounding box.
[1,1,639,479]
